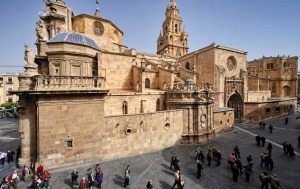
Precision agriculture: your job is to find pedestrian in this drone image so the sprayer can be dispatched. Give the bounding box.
[270,174,281,189]
[124,165,130,188]
[207,151,212,166]
[234,146,241,158]
[171,170,180,189]
[146,180,153,189]
[179,175,184,189]
[42,170,51,189]
[243,164,252,183]
[71,169,79,188]
[260,152,267,167]
[259,172,269,189]
[8,170,19,189]
[0,152,7,165]
[282,141,288,154]
[267,142,273,155]
[268,157,274,170]
[7,150,15,163]
[228,153,236,167]
[36,163,44,180]
[262,122,266,130]
[260,136,266,146]
[196,159,203,178]
[247,155,253,167]
[264,155,270,169]
[287,144,295,157]
[79,177,87,189]
[235,159,243,175]
[259,120,263,129]
[285,117,288,125]
[215,150,222,166]
[170,156,175,170]
[96,168,104,189]
[173,156,180,171]
[231,164,239,182]
[0,176,11,189]
[256,135,261,146]
[22,165,30,182]
[31,175,41,189]
[269,124,273,133]
[199,151,204,163]
[88,170,95,188]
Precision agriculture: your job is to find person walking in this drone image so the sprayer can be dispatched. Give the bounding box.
[228,153,236,167]
[215,150,222,166]
[173,157,180,171]
[170,156,175,170]
[207,151,212,166]
[0,176,11,189]
[0,152,7,165]
[8,170,19,189]
[36,163,44,180]
[285,117,288,125]
[247,155,253,167]
[88,170,95,188]
[196,159,203,178]
[146,180,153,189]
[124,165,130,188]
[172,170,180,189]
[243,164,252,183]
[79,177,87,189]
[256,135,261,146]
[71,169,79,188]
[259,172,269,189]
[96,168,104,189]
[270,174,281,189]
[287,144,295,157]
[231,164,239,182]
[234,146,241,158]
[269,124,273,133]
[42,170,51,189]
[282,141,288,154]
[260,136,266,146]
[259,121,263,129]
[7,150,15,164]
[260,153,267,167]
[31,175,41,189]
[22,165,30,182]
[235,159,243,175]
[267,142,273,155]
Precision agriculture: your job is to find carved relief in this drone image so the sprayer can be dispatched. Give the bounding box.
[227,56,236,72]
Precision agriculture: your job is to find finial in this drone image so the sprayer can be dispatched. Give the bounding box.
[95,0,101,17]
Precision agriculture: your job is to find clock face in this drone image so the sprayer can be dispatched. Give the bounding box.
[93,21,104,36]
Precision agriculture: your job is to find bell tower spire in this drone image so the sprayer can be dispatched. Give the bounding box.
[157,0,189,56]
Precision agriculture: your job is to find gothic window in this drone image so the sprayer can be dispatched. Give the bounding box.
[185,62,190,70]
[145,78,150,88]
[267,63,273,69]
[122,101,128,114]
[175,24,178,33]
[283,62,290,68]
[156,99,160,111]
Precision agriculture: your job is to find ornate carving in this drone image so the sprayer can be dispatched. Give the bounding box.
[24,44,35,65]
[36,20,47,41]
[227,58,236,71]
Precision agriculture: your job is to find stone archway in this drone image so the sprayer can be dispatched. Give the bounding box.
[227,93,243,119]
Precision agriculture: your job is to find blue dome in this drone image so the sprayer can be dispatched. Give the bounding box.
[48,32,100,50]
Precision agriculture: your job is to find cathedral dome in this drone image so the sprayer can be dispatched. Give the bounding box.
[48,32,100,50]
[167,0,178,10]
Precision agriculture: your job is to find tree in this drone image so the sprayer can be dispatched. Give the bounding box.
[1,102,17,109]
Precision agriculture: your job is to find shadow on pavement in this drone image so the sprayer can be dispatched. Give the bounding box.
[159,180,172,188]
[113,174,124,187]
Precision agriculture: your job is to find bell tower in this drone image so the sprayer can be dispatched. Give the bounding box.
[157,0,189,56]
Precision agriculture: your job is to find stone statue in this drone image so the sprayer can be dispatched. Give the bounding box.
[36,20,47,41]
[24,44,35,66]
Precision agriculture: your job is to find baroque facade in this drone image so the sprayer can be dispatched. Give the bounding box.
[13,0,297,169]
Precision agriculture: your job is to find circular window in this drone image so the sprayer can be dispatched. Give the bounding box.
[125,128,132,135]
[93,21,104,36]
[164,123,170,130]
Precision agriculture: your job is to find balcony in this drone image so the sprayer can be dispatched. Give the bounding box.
[34,75,106,91]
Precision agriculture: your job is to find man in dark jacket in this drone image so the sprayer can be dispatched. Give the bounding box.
[7,150,15,163]
[231,164,239,182]
[215,150,222,166]
[267,142,273,155]
[234,146,241,158]
[260,136,266,146]
[243,164,252,183]
[256,135,261,146]
[282,141,288,154]
[71,169,79,188]
[196,159,203,178]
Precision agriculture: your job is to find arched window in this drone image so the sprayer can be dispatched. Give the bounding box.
[175,24,178,33]
[170,35,173,40]
[156,99,160,111]
[145,78,150,88]
[122,101,128,114]
[185,62,190,70]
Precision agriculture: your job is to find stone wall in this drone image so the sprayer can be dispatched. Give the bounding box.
[104,94,165,116]
[244,98,297,121]
[213,109,235,133]
[158,68,174,90]
[247,91,271,102]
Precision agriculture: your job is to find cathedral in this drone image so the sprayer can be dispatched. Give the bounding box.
[13,0,297,169]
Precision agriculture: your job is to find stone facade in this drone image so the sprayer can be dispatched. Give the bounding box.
[2,73,19,103]
[12,0,298,168]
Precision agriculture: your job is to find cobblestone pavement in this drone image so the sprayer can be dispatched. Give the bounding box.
[0,115,299,189]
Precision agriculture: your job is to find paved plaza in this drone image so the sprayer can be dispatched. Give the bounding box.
[0,115,299,189]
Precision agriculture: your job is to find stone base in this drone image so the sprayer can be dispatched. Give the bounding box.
[18,158,32,168]
[181,132,215,144]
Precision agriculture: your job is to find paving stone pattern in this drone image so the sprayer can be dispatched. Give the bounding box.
[0,115,299,189]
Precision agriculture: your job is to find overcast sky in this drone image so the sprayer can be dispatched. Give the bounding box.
[0,0,299,75]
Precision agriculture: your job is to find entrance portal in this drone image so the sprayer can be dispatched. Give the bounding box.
[227,93,243,119]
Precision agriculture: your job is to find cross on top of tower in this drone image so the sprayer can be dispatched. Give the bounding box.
[95,0,101,17]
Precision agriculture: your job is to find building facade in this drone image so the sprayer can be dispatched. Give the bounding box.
[13,0,297,169]
[1,73,19,104]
